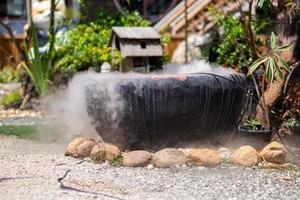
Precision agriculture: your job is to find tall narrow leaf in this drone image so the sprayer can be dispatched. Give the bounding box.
[21,24,52,96]
[273,53,290,72]
[248,57,268,75]
[272,56,283,80]
[266,58,274,83]
[275,43,292,51]
[270,32,276,50]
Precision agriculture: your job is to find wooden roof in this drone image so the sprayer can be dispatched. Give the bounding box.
[111,27,161,40]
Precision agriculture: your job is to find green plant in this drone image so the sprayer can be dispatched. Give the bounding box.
[90,151,106,164]
[109,155,123,167]
[243,119,263,130]
[248,32,291,83]
[56,23,122,72]
[211,11,265,70]
[287,117,300,128]
[19,25,54,96]
[55,9,150,72]
[0,89,21,106]
[0,67,19,83]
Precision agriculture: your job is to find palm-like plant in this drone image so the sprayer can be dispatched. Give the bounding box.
[246,32,292,129]
[248,32,291,83]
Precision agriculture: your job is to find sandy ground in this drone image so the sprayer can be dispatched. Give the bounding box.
[0,135,300,200]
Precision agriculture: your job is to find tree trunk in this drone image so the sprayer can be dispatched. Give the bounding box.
[255,78,285,125]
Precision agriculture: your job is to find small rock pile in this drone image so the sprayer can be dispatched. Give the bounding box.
[65,138,289,169]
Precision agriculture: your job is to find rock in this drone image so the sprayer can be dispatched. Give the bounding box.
[181,164,188,170]
[76,139,96,157]
[64,137,86,156]
[259,142,286,164]
[218,147,232,161]
[169,165,180,173]
[232,146,259,167]
[259,162,290,170]
[152,148,186,168]
[90,143,121,161]
[122,150,152,167]
[147,164,154,170]
[101,62,112,73]
[189,149,221,167]
[90,145,106,163]
[197,166,207,170]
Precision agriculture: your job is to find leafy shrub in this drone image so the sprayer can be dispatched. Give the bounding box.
[55,9,150,72]
[0,67,19,83]
[211,11,266,70]
[0,89,21,107]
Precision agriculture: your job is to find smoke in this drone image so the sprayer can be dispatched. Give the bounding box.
[162,60,237,75]
[42,72,120,141]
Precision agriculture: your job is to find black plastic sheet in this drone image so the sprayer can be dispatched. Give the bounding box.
[86,73,246,148]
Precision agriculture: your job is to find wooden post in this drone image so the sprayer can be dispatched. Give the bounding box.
[146,57,150,73]
[26,0,32,27]
[184,0,189,63]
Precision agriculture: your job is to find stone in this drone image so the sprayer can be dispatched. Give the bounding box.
[90,143,121,161]
[152,148,186,168]
[260,162,290,170]
[259,142,286,164]
[90,145,106,163]
[189,149,221,167]
[232,146,259,167]
[147,164,154,170]
[218,147,232,161]
[76,139,96,157]
[101,62,112,73]
[122,150,152,167]
[64,137,86,156]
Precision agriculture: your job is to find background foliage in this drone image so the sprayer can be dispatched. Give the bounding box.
[0,67,19,83]
[211,11,267,71]
[55,9,150,73]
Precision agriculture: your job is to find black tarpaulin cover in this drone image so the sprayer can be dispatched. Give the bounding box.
[86,73,246,148]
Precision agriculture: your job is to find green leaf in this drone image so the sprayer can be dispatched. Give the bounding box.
[270,32,276,50]
[272,56,283,80]
[266,57,274,83]
[279,57,290,72]
[275,43,292,51]
[248,57,268,75]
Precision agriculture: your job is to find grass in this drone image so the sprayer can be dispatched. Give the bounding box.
[0,125,38,139]
[0,124,63,142]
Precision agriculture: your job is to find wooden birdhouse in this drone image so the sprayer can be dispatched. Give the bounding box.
[109,27,163,73]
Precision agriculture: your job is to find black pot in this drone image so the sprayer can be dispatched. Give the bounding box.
[86,73,246,148]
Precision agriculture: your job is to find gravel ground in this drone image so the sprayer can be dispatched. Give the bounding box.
[0,135,300,200]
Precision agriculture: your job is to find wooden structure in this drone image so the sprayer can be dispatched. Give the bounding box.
[109,27,163,73]
[154,0,244,58]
